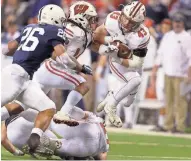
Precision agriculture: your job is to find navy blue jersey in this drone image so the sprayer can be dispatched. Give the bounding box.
[13,24,65,78]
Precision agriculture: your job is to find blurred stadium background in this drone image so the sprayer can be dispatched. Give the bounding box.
[1,0,191,160]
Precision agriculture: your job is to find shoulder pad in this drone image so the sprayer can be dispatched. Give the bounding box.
[65,23,85,39]
[104,11,122,36]
[43,24,65,44]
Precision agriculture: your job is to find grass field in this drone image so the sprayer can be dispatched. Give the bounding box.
[2,131,191,160]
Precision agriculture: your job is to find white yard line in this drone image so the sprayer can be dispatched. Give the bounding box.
[107,127,191,139]
[110,141,191,148]
[109,154,191,160]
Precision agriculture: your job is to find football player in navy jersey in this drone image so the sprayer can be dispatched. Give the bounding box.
[1,4,85,153]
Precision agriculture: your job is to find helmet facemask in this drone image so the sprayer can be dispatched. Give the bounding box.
[87,16,98,32]
[119,12,141,33]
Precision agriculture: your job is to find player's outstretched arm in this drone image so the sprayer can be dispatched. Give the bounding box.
[93,24,108,45]
[91,24,109,53]
[1,122,24,156]
[53,44,77,68]
[2,40,19,56]
[53,44,92,75]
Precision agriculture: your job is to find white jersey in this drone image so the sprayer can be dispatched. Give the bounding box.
[105,11,150,50]
[6,109,108,157]
[50,121,109,157]
[64,22,92,58]
[32,22,93,93]
[104,11,150,82]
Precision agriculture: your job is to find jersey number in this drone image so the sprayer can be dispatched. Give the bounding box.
[110,12,120,20]
[17,27,45,51]
[138,28,147,38]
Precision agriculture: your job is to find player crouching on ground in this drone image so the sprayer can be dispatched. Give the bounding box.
[93,1,150,127]
[1,108,108,160]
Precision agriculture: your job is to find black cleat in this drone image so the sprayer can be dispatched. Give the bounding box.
[27,133,40,153]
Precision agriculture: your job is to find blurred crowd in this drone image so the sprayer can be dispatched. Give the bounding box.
[1,0,191,133]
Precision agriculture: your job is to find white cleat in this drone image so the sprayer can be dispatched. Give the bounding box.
[53,111,79,126]
[104,104,122,128]
[97,92,112,112]
[97,91,122,127]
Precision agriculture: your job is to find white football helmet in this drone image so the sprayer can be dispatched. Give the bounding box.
[120,1,146,32]
[38,4,66,27]
[69,1,98,31]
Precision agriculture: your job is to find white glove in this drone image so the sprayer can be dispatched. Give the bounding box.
[98,44,118,56]
[13,149,25,156]
[106,43,119,53]
[112,34,126,44]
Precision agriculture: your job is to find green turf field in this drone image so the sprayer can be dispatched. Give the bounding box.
[2,132,191,160]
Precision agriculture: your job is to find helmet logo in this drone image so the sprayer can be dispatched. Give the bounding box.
[74,5,89,15]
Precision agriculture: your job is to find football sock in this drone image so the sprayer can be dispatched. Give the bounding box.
[31,128,43,137]
[1,106,10,121]
[124,104,133,124]
[61,90,83,114]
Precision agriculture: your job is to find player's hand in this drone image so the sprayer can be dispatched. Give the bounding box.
[107,43,119,53]
[13,149,25,156]
[112,34,126,44]
[81,65,93,75]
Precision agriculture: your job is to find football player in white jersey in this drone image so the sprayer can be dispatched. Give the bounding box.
[93,1,150,127]
[1,109,108,159]
[40,1,98,123]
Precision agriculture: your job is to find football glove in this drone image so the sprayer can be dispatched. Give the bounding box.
[81,65,93,75]
[13,149,25,156]
[112,34,126,44]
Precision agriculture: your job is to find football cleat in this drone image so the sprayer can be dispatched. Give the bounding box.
[53,111,79,126]
[104,104,122,128]
[97,91,122,127]
[34,135,61,157]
